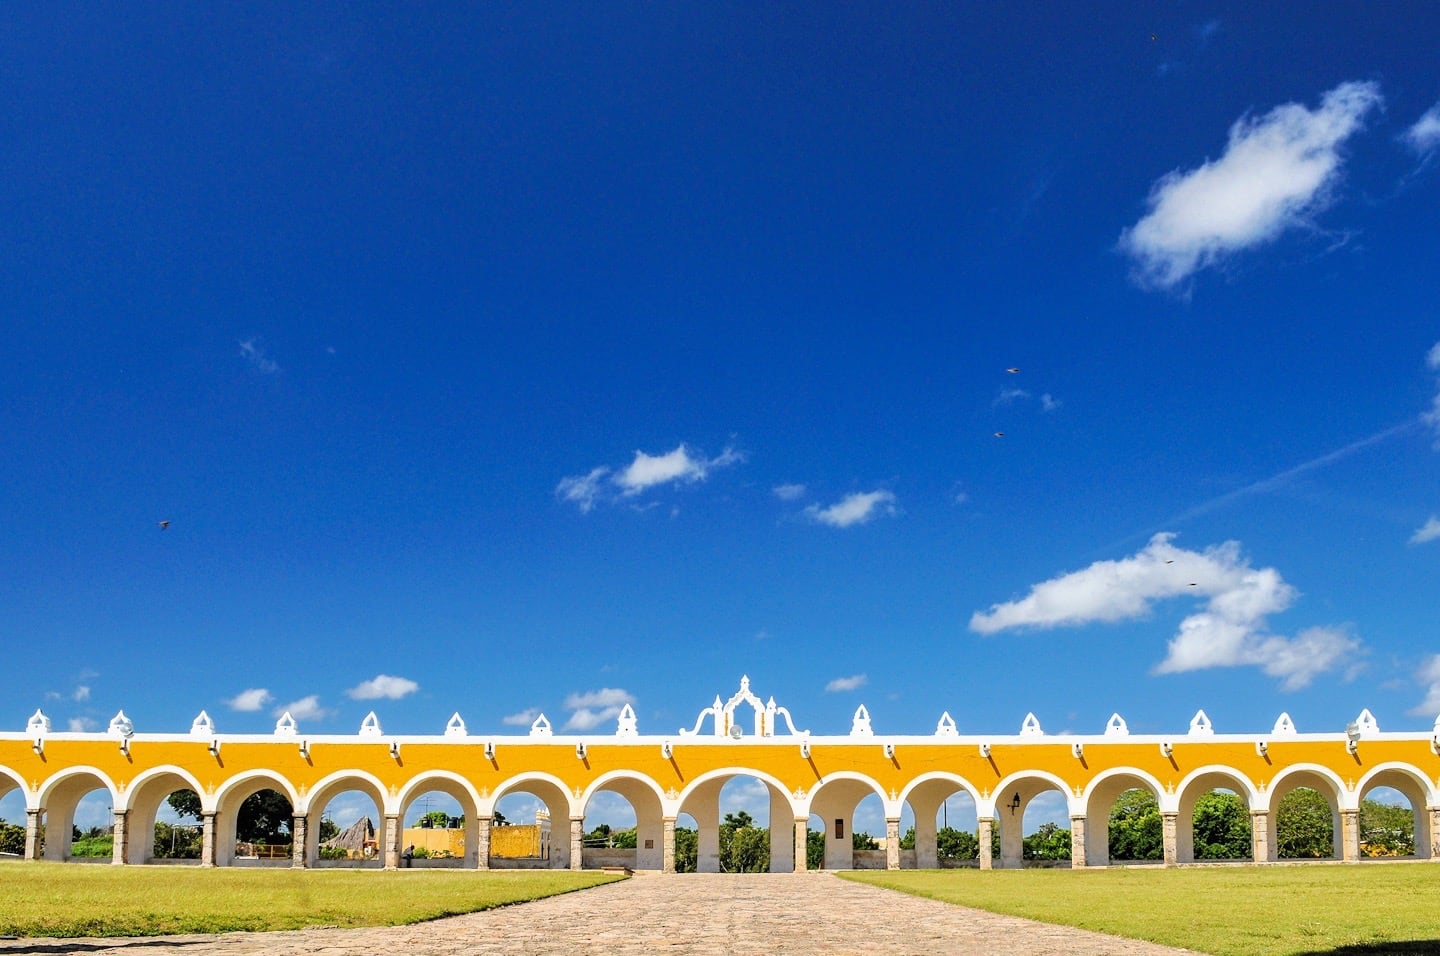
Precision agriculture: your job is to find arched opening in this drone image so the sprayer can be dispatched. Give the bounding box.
[396,775,482,869]
[900,778,981,869]
[488,779,570,869]
[1358,774,1427,859]
[123,770,205,865]
[1275,784,1338,860]
[213,776,295,867]
[36,771,114,862]
[581,776,664,871]
[0,775,25,857]
[994,777,1070,868]
[1084,774,1163,867]
[807,775,885,871]
[676,774,796,873]
[308,782,384,868]
[1176,772,1253,864]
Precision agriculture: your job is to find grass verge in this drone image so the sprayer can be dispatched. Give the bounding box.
[0,863,621,938]
[843,865,1440,956]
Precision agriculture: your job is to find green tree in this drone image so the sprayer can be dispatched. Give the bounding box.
[0,820,24,856]
[153,821,201,859]
[1108,788,1163,861]
[611,827,637,849]
[672,826,698,872]
[1023,822,1071,861]
[852,830,879,851]
[719,812,770,873]
[492,810,508,827]
[1192,790,1252,860]
[1276,787,1334,859]
[937,826,979,862]
[414,810,452,829]
[317,818,340,843]
[899,826,916,850]
[806,828,825,870]
[166,789,202,821]
[1359,798,1414,856]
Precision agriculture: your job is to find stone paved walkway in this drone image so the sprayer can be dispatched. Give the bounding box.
[0,872,1194,955]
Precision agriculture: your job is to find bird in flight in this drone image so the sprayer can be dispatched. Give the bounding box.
[157,520,170,530]
[1150,32,1158,41]
[994,432,1005,438]
[1005,367,1020,374]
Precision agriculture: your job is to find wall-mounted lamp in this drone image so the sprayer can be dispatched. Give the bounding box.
[1255,740,1269,758]
[800,740,811,759]
[389,740,401,760]
[576,742,587,760]
[882,742,896,760]
[1345,722,1361,756]
[484,740,496,761]
[298,739,310,760]
[1159,740,1173,758]
[119,736,131,757]
[978,742,991,759]
[32,738,43,756]
[1431,734,1440,756]
[1008,792,1021,816]
[1071,742,1084,759]
[208,738,221,757]
[661,740,673,759]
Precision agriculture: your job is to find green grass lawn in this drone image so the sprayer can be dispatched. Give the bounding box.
[843,865,1440,956]
[0,863,621,938]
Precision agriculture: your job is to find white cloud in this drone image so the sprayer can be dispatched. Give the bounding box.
[805,490,897,528]
[502,708,540,726]
[773,483,807,501]
[1425,341,1440,446]
[67,717,96,732]
[1403,103,1440,154]
[614,444,742,495]
[227,688,273,712]
[969,532,1360,689]
[1120,80,1382,290]
[563,687,635,731]
[556,466,609,513]
[558,444,743,512]
[239,338,280,374]
[994,388,1030,406]
[274,695,330,722]
[1039,393,1061,413]
[825,674,868,693]
[72,685,90,702]
[1411,516,1440,545]
[1411,655,1440,716]
[346,674,419,700]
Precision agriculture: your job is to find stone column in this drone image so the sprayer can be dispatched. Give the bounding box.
[111,810,129,866]
[663,817,677,874]
[1429,807,1440,860]
[977,817,994,870]
[1162,812,1179,866]
[383,814,402,870]
[291,814,308,868]
[476,817,491,870]
[1250,810,1271,863]
[793,818,808,872]
[885,818,901,870]
[1069,815,1088,868]
[24,809,42,861]
[201,812,216,867]
[1340,809,1361,862]
[569,817,584,871]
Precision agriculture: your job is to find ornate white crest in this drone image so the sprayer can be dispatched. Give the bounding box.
[529,713,552,737]
[616,703,638,737]
[935,712,958,737]
[850,704,873,737]
[274,712,298,736]
[1019,712,1043,737]
[445,712,467,737]
[359,711,383,737]
[1272,712,1297,735]
[1188,709,1213,736]
[26,709,51,735]
[1104,713,1129,736]
[190,711,215,736]
[1352,708,1379,736]
[108,711,134,737]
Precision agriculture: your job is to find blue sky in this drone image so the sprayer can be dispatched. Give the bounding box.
[5,1,1440,791]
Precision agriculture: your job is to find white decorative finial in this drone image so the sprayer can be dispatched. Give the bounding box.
[1104,713,1129,736]
[1272,712,1297,735]
[850,704,873,737]
[108,711,134,737]
[274,712,298,736]
[1188,709,1213,736]
[445,712,467,737]
[935,712,958,737]
[1353,708,1378,735]
[190,711,215,736]
[359,711,383,737]
[616,703,638,737]
[26,709,51,735]
[530,713,552,737]
[1019,712,1043,737]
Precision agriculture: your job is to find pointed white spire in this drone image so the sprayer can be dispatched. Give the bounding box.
[935,712,958,737]
[1019,712,1043,737]
[850,704,873,737]
[190,710,215,736]
[445,712,467,737]
[1188,709,1213,736]
[1104,713,1129,736]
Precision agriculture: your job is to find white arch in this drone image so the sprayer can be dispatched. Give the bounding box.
[301,769,390,816]
[119,765,205,813]
[0,764,29,809]
[990,769,1078,818]
[35,765,117,808]
[1355,762,1436,809]
[806,769,891,817]
[896,771,983,810]
[1263,763,1347,812]
[209,768,300,814]
[489,771,580,819]
[395,770,485,816]
[580,770,667,811]
[674,766,797,818]
[1081,766,1168,813]
[1174,764,1260,810]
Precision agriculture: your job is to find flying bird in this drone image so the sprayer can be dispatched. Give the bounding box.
[1150,32,1158,41]
[157,520,170,531]
[993,432,1005,438]
[1005,367,1020,374]
[1165,559,1174,564]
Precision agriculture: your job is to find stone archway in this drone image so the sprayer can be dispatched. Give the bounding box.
[805,773,886,871]
[1175,768,1257,864]
[35,768,115,862]
[1081,769,1166,867]
[119,766,205,865]
[581,773,666,871]
[677,769,799,873]
[1357,764,1433,859]
[488,775,575,869]
[211,772,298,867]
[900,774,983,869]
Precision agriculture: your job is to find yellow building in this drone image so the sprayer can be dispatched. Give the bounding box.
[3,678,1438,873]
